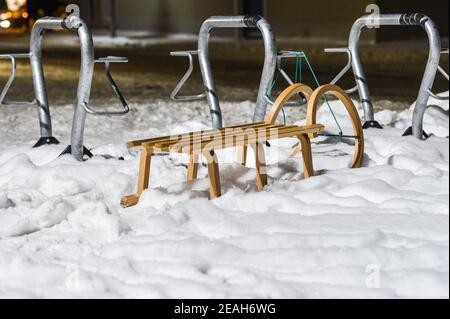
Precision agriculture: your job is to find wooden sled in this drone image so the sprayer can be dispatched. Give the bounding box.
[121,83,364,207]
[121,83,323,207]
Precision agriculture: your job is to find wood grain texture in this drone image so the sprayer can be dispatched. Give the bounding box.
[236,145,248,166]
[251,142,268,191]
[203,150,222,199]
[137,147,153,194]
[120,147,153,207]
[187,153,199,181]
[297,134,314,178]
[127,122,268,148]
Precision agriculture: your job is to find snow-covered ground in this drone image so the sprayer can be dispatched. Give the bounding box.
[0,91,448,298]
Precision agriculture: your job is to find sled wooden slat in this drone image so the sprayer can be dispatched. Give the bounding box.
[127,122,270,148]
[150,124,288,151]
[146,123,285,148]
[152,125,322,154]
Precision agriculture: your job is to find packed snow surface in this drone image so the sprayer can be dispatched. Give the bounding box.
[0,91,448,298]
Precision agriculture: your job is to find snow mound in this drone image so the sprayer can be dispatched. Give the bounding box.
[0,94,448,298]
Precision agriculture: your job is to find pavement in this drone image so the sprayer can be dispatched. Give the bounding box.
[0,31,448,110]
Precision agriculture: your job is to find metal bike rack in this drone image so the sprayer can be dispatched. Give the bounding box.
[263,51,316,107]
[0,53,36,107]
[325,13,445,139]
[0,16,129,161]
[170,16,277,128]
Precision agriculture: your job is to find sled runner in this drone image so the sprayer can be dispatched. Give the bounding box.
[262,50,365,169]
[121,83,364,207]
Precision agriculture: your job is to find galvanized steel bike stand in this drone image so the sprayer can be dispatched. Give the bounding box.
[325,13,447,139]
[170,16,277,128]
[0,16,129,160]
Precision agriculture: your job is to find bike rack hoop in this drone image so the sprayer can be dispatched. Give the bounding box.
[344,13,442,138]
[16,15,133,161]
[195,15,277,128]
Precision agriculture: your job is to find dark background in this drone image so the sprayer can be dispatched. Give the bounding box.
[0,0,448,110]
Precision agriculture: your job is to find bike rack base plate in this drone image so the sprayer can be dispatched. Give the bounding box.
[362,121,383,130]
[60,145,94,159]
[402,126,429,139]
[33,136,60,148]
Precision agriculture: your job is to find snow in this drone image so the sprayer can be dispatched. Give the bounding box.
[92,33,198,49]
[34,32,198,50]
[0,92,448,298]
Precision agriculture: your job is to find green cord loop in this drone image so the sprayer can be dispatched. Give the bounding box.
[302,54,344,137]
[267,52,344,138]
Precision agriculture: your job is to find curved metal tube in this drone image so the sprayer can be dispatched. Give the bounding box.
[427,50,449,101]
[169,50,206,101]
[82,57,130,116]
[30,16,95,160]
[348,13,441,139]
[198,16,277,128]
[0,53,35,107]
[30,17,66,139]
[323,48,358,94]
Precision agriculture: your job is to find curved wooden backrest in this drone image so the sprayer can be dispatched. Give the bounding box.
[265,83,314,125]
[306,84,365,168]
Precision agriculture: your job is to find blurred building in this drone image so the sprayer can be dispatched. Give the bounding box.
[80,0,381,39]
[0,0,67,31]
[80,0,448,42]
[1,0,448,41]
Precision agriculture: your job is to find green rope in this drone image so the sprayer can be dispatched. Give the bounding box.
[267,52,344,138]
[295,55,300,83]
[268,60,283,101]
[302,54,344,137]
[299,55,302,82]
[268,60,287,125]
